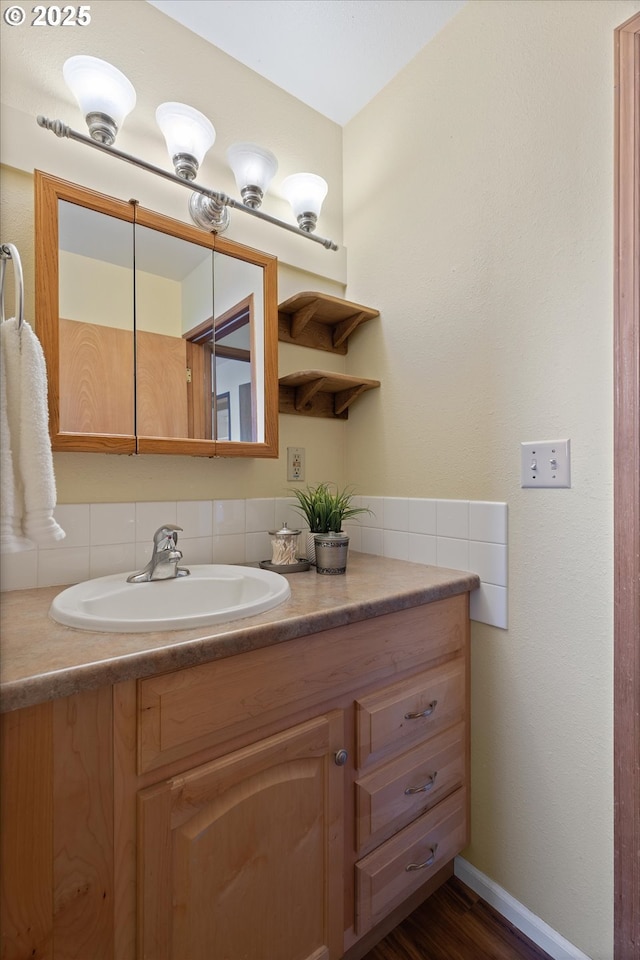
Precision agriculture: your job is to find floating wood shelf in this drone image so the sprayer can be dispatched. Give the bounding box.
[278,292,379,355]
[279,370,380,419]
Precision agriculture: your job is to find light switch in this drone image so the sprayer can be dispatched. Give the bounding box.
[521,440,571,488]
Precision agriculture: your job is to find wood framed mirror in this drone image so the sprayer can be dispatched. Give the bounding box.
[35,171,278,458]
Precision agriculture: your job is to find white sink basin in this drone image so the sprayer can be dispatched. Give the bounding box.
[49,565,291,633]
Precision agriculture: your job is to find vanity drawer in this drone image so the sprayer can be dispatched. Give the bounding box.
[356,659,465,768]
[137,597,467,773]
[355,722,465,854]
[355,787,467,936]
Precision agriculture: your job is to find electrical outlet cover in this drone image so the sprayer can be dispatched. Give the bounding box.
[287,447,305,482]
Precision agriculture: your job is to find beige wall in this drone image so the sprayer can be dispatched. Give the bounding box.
[0,0,348,502]
[343,1,638,957]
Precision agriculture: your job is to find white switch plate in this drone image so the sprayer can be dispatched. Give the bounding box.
[521,439,571,488]
[287,446,305,482]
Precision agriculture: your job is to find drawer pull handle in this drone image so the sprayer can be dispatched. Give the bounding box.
[404,699,438,720]
[406,844,438,871]
[404,772,438,795]
[334,749,348,766]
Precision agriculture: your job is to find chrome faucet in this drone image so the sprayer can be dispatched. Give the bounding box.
[127,524,190,582]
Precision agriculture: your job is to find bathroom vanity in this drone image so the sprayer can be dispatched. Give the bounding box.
[0,554,478,960]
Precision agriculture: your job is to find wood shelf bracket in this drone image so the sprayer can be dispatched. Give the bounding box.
[290,300,322,339]
[295,376,328,411]
[279,371,380,420]
[278,292,379,355]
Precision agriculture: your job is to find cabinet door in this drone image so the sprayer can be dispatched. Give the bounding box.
[138,712,345,960]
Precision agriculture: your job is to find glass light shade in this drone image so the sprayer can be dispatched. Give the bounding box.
[63,56,136,143]
[155,102,216,179]
[226,142,278,207]
[280,173,328,231]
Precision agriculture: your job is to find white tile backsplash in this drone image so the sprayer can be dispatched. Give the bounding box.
[408,532,437,566]
[436,536,470,572]
[47,504,90,549]
[361,496,508,629]
[90,503,135,545]
[38,546,90,587]
[437,499,470,539]
[213,499,245,535]
[469,501,508,544]
[1,495,509,630]
[383,529,409,560]
[177,501,213,539]
[408,499,437,535]
[178,536,213,565]
[213,533,246,564]
[135,540,153,569]
[90,543,136,579]
[245,531,271,563]
[136,502,177,541]
[275,497,301,532]
[0,548,37,591]
[383,498,409,531]
[360,525,384,555]
[359,497,383,527]
[469,540,508,587]
[344,523,362,552]
[245,498,275,534]
[470,583,508,630]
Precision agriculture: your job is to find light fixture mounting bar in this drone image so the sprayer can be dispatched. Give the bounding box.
[36,116,338,251]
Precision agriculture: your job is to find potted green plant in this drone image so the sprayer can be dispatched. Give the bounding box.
[290,483,372,571]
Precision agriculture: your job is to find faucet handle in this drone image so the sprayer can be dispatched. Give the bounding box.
[153,524,183,547]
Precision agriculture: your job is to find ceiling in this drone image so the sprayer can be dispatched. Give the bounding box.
[147,0,467,126]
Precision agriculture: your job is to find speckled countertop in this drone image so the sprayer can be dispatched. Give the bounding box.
[0,554,479,714]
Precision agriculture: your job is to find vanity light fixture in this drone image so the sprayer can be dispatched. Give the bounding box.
[155,102,216,182]
[189,141,278,235]
[226,142,278,209]
[280,173,329,234]
[62,55,136,146]
[38,57,337,250]
[155,101,231,234]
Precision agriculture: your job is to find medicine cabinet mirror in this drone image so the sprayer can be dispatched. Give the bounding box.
[35,171,278,457]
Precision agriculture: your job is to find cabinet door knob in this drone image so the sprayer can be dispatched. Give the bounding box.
[405,844,438,871]
[404,699,438,720]
[334,749,348,766]
[404,772,437,795]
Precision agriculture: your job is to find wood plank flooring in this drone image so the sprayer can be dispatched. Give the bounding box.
[361,877,554,960]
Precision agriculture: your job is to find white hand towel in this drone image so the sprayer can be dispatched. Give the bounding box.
[0,326,32,552]
[0,317,65,550]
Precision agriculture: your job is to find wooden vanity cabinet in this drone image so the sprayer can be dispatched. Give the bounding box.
[0,594,470,960]
[137,712,345,960]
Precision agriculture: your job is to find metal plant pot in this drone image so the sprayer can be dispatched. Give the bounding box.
[314,533,350,575]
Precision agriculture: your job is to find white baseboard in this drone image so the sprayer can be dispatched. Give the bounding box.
[454,857,593,960]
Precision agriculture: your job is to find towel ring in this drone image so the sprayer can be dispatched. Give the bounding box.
[0,243,25,330]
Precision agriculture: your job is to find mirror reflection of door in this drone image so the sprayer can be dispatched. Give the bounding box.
[186,294,253,442]
[215,391,230,441]
[134,224,214,440]
[58,200,134,435]
[213,251,264,443]
[212,293,253,442]
[183,254,264,442]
